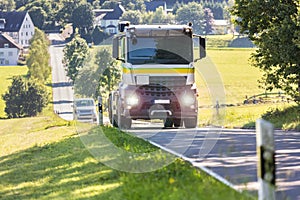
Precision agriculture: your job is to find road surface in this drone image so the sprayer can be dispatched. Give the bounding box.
[49,33,73,121]
[129,123,300,200]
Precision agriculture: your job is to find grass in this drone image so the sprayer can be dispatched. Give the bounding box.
[205,34,235,48]
[0,115,254,199]
[0,66,28,118]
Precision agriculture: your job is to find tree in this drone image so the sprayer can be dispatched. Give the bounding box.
[203,8,214,35]
[28,6,47,29]
[176,2,205,34]
[95,48,120,96]
[92,26,107,45]
[74,48,120,102]
[2,76,49,118]
[0,0,15,11]
[56,0,82,25]
[231,0,300,103]
[72,3,94,40]
[63,32,89,82]
[26,28,51,82]
[120,10,142,25]
[152,7,175,24]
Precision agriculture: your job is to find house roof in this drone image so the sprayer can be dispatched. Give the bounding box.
[145,1,166,12]
[0,32,23,49]
[103,4,125,20]
[0,11,27,32]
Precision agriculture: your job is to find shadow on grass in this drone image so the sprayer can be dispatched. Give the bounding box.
[0,135,122,200]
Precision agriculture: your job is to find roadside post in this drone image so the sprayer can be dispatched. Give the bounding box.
[98,95,103,125]
[256,119,276,200]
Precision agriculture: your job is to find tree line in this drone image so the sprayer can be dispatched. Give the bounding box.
[0,0,230,31]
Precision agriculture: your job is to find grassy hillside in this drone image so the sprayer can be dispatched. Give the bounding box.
[0,115,253,199]
[0,66,28,118]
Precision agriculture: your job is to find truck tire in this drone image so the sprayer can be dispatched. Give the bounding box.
[112,114,118,127]
[118,115,132,129]
[173,118,182,128]
[164,118,173,128]
[184,117,197,128]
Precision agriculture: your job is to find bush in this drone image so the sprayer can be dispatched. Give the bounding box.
[2,76,49,118]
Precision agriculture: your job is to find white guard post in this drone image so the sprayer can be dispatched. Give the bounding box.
[256,119,276,200]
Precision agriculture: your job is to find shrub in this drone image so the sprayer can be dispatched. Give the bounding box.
[2,76,49,118]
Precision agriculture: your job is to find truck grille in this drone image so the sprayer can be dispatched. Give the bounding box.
[149,76,187,87]
[138,85,183,97]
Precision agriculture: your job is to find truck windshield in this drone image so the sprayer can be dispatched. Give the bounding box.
[128,36,193,65]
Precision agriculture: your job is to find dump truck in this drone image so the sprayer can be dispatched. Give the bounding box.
[108,22,206,129]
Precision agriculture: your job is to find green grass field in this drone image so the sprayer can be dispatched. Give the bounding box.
[0,66,28,118]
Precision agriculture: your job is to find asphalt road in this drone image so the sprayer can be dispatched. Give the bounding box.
[128,122,300,200]
[49,33,73,121]
[48,33,299,200]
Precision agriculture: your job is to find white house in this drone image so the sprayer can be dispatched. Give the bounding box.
[0,33,23,65]
[94,4,125,34]
[0,11,35,48]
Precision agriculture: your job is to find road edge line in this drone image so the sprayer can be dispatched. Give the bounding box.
[144,138,242,193]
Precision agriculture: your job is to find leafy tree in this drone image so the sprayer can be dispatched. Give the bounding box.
[2,76,49,118]
[72,3,94,39]
[152,7,175,24]
[100,0,119,9]
[56,0,82,25]
[0,0,15,11]
[176,2,205,34]
[26,28,51,82]
[95,48,120,95]
[92,25,107,45]
[28,6,47,29]
[63,32,89,82]
[231,0,300,103]
[203,8,214,35]
[75,48,120,101]
[120,10,142,25]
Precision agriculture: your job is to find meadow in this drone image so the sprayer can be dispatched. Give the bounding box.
[0,66,27,118]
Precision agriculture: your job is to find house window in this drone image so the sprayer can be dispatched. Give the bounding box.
[0,52,4,57]
[5,60,9,65]
[8,52,13,56]
[21,40,23,44]
[31,32,33,36]
[26,32,28,36]
[21,32,23,36]
[4,44,9,48]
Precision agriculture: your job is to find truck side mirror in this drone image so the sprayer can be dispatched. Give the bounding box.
[113,37,119,59]
[200,37,206,59]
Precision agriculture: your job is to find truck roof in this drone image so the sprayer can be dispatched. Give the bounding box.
[127,24,191,31]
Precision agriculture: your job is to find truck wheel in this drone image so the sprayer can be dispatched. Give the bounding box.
[184,117,197,128]
[112,114,118,127]
[164,118,173,128]
[118,116,132,129]
[173,118,182,128]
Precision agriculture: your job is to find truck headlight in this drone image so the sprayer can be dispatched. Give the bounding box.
[181,93,195,106]
[126,94,139,106]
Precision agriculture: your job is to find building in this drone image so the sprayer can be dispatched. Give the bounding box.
[0,11,35,48]
[0,32,23,65]
[94,4,125,34]
[212,20,230,34]
[145,1,167,13]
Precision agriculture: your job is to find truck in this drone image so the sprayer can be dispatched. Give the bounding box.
[108,22,206,129]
